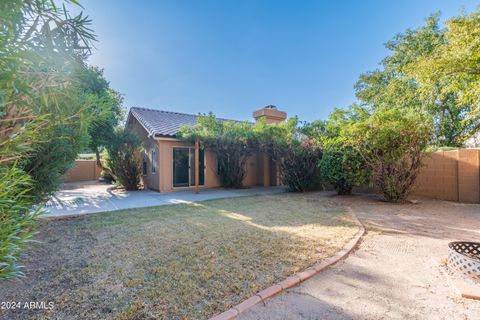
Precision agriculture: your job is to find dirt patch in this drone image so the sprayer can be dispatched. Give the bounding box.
[238,192,480,320]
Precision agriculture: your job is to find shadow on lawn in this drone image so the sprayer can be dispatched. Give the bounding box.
[0,193,358,320]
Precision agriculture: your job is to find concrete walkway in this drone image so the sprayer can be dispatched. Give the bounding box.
[238,193,480,320]
[43,181,286,218]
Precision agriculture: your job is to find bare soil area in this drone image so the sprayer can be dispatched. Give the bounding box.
[239,192,480,320]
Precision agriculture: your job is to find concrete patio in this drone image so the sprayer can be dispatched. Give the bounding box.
[43,181,287,218]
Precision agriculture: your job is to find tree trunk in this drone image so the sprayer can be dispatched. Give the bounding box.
[95,148,118,180]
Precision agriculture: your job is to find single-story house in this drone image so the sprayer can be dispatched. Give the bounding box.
[125,105,287,192]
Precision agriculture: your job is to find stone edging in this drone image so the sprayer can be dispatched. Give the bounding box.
[209,206,366,320]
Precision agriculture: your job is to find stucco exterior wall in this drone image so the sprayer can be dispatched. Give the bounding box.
[157,140,266,192]
[205,149,221,188]
[158,140,193,192]
[126,116,161,191]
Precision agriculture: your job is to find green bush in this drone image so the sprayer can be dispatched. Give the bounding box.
[281,139,323,192]
[320,146,366,195]
[0,0,98,280]
[254,118,323,192]
[21,118,86,201]
[344,108,432,202]
[180,114,257,188]
[216,153,248,188]
[106,129,142,191]
[0,166,42,280]
[181,114,323,191]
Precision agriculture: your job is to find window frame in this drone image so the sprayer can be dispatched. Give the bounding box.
[142,153,147,176]
[151,148,158,174]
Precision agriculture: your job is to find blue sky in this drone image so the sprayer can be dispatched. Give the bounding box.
[80,0,478,122]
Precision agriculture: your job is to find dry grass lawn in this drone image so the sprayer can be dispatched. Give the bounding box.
[0,193,358,320]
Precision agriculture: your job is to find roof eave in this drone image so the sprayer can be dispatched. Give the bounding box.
[128,108,155,137]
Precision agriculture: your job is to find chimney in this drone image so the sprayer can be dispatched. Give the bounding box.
[253,105,287,124]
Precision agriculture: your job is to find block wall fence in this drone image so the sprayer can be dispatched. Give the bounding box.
[64,160,102,182]
[413,149,480,203]
[64,149,480,203]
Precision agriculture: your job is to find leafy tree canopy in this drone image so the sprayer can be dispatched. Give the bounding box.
[406,9,480,131]
[355,13,478,147]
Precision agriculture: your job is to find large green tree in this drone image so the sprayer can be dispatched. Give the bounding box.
[407,10,480,131]
[77,66,124,178]
[76,66,124,155]
[356,14,478,147]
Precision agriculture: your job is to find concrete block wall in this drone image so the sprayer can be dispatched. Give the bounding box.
[65,160,102,182]
[413,149,480,203]
[458,149,480,203]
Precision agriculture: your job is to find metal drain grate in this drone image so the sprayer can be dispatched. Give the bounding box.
[448,241,480,282]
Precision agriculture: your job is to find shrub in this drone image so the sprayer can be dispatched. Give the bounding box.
[344,108,432,202]
[216,153,248,188]
[280,139,323,192]
[179,114,257,188]
[320,146,366,195]
[254,118,323,192]
[106,129,142,191]
[0,0,109,280]
[21,117,86,201]
[0,166,42,280]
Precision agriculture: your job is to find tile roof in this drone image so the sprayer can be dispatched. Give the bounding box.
[128,107,244,137]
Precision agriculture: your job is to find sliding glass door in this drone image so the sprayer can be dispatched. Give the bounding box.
[173,148,190,187]
[173,147,205,187]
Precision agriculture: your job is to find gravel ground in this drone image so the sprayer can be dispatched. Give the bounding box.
[239,192,480,320]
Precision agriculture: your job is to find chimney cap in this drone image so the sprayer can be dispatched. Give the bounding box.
[253,105,287,124]
[265,105,277,110]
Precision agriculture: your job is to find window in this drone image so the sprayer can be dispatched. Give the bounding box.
[142,154,147,176]
[151,148,158,174]
[216,157,221,175]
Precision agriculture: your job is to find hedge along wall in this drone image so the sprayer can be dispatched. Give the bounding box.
[64,160,102,182]
[414,149,480,203]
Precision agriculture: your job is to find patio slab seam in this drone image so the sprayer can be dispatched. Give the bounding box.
[209,206,366,320]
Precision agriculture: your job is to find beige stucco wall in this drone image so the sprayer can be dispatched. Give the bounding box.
[65,160,102,182]
[204,149,222,189]
[126,116,161,191]
[158,140,196,192]
[157,140,267,192]
[413,149,480,203]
